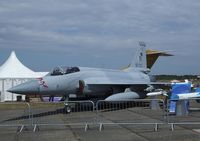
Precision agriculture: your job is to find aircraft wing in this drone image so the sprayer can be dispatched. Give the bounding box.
[79,78,170,101]
[83,77,170,86]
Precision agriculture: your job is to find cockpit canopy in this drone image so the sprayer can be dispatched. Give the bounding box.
[50,66,80,76]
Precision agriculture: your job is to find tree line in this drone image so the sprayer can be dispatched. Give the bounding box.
[154,75,200,81]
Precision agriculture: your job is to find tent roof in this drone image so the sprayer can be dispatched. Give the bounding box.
[0,51,45,79]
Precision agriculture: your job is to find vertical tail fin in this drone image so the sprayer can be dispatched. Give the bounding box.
[122,42,173,72]
[130,41,147,69]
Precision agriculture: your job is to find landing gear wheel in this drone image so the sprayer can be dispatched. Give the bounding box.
[64,96,71,113]
[64,103,71,113]
[196,100,200,103]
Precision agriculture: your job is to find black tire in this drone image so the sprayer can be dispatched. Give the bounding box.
[196,100,200,103]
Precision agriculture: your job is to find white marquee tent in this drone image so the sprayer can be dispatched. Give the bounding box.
[0,51,48,102]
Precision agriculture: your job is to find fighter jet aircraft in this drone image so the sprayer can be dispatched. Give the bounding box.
[8,42,171,101]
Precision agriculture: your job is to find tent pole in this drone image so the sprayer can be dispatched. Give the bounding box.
[11,79,14,101]
[2,79,4,102]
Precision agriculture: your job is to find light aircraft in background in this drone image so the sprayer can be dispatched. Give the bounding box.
[8,42,172,101]
[172,80,200,100]
[147,79,200,101]
[176,92,200,100]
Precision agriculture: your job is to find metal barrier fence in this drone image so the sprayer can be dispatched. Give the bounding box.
[1,99,200,132]
[96,99,166,131]
[167,98,200,131]
[0,102,31,132]
[30,101,95,132]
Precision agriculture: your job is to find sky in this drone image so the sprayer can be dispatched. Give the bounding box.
[0,0,200,75]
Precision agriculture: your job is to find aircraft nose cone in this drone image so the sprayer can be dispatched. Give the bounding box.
[7,80,40,95]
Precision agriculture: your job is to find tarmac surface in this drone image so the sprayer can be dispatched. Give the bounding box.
[0,101,200,141]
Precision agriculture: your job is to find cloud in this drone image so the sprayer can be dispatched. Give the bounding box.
[0,0,200,74]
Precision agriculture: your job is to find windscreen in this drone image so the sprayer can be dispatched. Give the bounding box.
[50,66,80,76]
